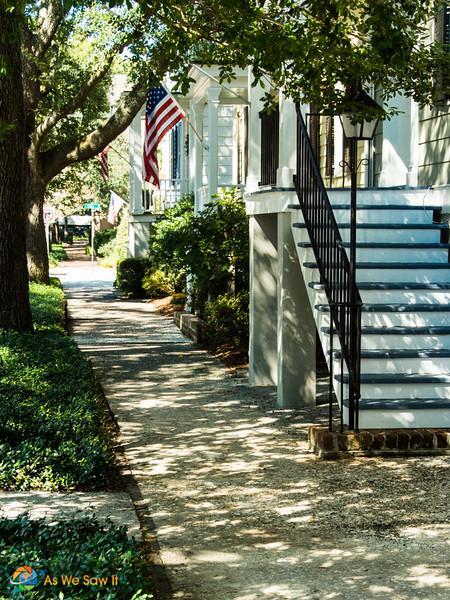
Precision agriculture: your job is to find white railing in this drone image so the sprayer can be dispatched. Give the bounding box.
[195,184,245,208]
[142,178,189,213]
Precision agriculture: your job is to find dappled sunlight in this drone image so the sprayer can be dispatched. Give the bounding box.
[60,266,450,599]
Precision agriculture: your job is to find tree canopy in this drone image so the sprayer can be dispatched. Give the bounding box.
[137,0,449,118]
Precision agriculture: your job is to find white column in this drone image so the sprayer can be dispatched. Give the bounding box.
[276,91,297,187]
[249,214,278,386]
[129,110,144,216]
[188,100,196,193]
[407,99,420,188]
[246,70,265,192]
[378,94,410,187]
[277,213,316,408]
[193,102,204,215]
[207,86,221,201]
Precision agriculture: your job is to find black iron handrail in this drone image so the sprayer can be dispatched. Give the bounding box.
[294,105,362,430]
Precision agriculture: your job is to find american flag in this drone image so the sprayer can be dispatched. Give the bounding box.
[143,86,184,188]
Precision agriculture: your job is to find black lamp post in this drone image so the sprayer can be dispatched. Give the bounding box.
[338,88,380,430]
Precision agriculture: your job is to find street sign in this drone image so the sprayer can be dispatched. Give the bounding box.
[84,203,100,210]
[43,206,56,224]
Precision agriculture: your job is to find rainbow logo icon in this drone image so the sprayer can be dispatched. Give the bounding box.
[9,566,40,591]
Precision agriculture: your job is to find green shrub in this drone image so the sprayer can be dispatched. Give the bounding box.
[29,280,65,331]
[203,291,249,351]
[48,244,68,266]
[171,293,186,307]
[150,190,249,315]
[0,330,114,491]
[142,268,174,298]
[115,258,150,297]
[0,515,153,599]
[94,228,117,256]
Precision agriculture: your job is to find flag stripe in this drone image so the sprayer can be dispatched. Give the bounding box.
[146,107,183,154]
[143,86,185,188]
[144,101,183,148]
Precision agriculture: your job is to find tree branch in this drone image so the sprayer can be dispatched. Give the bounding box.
[33,0,66,60]
[35,50,118,146]
[41,78,148,184]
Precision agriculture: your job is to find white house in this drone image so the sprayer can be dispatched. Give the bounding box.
[127,65,248,257]
[128,49,450,430]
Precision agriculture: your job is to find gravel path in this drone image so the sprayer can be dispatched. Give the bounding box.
[55,258,450,600]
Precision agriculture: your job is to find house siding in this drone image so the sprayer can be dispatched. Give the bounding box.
[418,104,450,186]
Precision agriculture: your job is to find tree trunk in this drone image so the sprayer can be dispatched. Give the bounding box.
[0,1,33,332]
[26,172,50,284]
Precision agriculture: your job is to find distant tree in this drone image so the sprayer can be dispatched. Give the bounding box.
[47,132,130,217]
[23,1,165,282]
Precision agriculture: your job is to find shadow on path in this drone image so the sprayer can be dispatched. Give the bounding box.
[59,263,450,600]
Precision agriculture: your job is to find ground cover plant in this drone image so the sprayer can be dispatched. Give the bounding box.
[29,280,65,330]
[0,515,153,599]
[48,244,68,267]
[0,281,115,491]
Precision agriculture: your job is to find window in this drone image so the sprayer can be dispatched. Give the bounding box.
[171,122,182,179]
[259,107,279,186]
[325,116,334,178]
[435,2,450,99]
[309,107,321,160]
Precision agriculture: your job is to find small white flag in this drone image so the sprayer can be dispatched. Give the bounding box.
[107,191,125,225]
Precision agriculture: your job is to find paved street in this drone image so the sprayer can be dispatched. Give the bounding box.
[53,255,450,600]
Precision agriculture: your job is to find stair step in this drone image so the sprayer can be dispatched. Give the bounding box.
[289,202,440,211]
[298,242,450,249]
[330,349,450,359]
[353,398,450,410]
[316,304,450,313]
[322,325,450,335]
[321,204,440,211]
[310,282,450,291]
[293,222,447,230]
[335,373,450,384]
[305,262,450,269]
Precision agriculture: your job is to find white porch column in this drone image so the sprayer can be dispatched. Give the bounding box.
[276,91,297,187]
[277,213,316,408]
[193,102,204,215]
[129,110,144,216]
[188,100,196,193]
[207,86,221,201]
[378,94,411,187]
[407,99,420,188]
[246,71,265,192]
[249,214,278,386]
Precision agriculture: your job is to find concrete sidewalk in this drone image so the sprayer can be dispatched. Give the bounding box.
[55,260,450,600]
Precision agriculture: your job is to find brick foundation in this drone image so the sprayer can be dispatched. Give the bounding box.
[309,426,450,459]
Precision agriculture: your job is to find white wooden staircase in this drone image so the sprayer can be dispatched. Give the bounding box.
[290,188,450,429]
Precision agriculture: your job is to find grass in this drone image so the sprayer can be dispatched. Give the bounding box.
[0,280,115,491]
[49,243,68,266]
[0,515,153,599]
